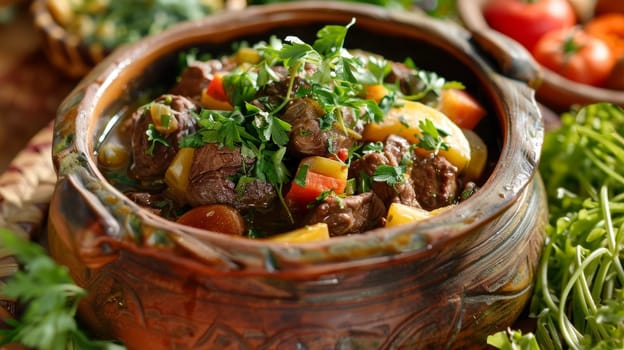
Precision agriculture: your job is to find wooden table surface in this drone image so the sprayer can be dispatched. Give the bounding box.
[0,1,77,173]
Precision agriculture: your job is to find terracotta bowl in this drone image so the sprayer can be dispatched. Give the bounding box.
[48,2,547,349]
[457,0,624,113]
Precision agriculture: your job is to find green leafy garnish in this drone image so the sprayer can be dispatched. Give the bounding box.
[0,229,125,350]
[488,328,540,350]
[416,118,449,154]
[145,123,169,155]
[362,141,384,154]
[180,20,388,205]
[294,163,309,187]
[312,190,344,209]
[372,164,405,187]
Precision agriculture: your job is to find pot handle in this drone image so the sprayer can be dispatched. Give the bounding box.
[470,27,543,89]
[455,0,542,88]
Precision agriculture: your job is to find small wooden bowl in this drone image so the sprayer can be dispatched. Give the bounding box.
[457,0,624,113]
[48,2,547,349]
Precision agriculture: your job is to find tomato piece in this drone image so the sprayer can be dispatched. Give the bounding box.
[532,27,616,87]
[483,0,577,51]
[176,204,245,235]
[336,148,349,162]
[205,74,228,101]
[286,170,347,204]
[585,13,624,60]
[438,89,486,130]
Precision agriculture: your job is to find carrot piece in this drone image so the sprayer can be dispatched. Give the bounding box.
[363,84,389,103]
[201,93,234,111]
[286,170,347,204]
[176,204,245,236]
[438,88,486,130]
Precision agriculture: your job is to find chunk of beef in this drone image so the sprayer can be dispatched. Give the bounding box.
[170,59,234,101]
[305,192,386,236]
[185,144,276,209]
[349,135,419,207]
[129,95,198,181]
[411,154,459,210]
[125,191,172,217]
[281,98,360,158]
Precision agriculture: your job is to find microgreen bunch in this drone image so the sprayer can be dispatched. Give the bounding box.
[488,103,624,350]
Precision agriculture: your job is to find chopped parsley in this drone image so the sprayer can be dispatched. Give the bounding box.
[372,164,406,187]
[416,118,449,154]
[294,164,310,187]
[145,123,169,155]
[312,190,345,209]
[362,141,384,154]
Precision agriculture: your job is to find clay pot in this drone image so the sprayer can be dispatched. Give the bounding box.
[457,0,624,113]
[48,2,547,349]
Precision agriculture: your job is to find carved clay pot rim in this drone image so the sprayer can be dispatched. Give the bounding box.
[54,1,543,272]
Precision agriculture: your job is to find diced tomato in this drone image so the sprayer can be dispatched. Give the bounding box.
[286,170,347,204]
[336,148,349,162]
[205,74,228,101]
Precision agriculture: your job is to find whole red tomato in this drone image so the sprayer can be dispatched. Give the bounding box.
[484,0,577,51]
[532,27,616,86]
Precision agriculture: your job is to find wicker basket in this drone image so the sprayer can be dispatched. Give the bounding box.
[30,0,246,78]
[0,123,55,316]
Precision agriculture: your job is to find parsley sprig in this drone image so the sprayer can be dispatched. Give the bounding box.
[0,229,125,350]
[145,124,169,155]
[372,164,406,187]
[416,118,449,154]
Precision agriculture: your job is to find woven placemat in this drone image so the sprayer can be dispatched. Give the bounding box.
[0,122,55,315]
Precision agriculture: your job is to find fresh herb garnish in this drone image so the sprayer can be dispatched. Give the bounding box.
[294,164,309,187]
[312,190,345,209]
[416,118,449,154]
[372,164,406,187]
[180,109,257,150]
[0,229,125,350]
[182,19,387,205]
[362,141,384,154]
[145,123,169,155]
